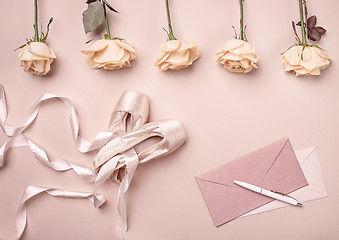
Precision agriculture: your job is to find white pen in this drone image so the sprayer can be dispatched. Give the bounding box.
[234,180,302,207]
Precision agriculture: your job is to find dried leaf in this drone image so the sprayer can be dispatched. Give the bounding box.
[41,17,53,42]
[103,0,118,13]
[82,0,105,34]
[296,21,301,26]
[314,26,326,35]
[14,43,28,51]
[307,15,317,28]
[310,44,325,51]
[86,0,97,3]
[292,21,301,45]
[308,28,321,41]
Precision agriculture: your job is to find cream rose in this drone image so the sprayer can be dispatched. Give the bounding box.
[155,40,199,71]
[81,39,137,70]
[18,42,56,76]
[216,39,259,73]
[282,45,330,76]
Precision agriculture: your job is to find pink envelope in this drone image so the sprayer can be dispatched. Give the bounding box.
[196,138,308,226]
[241,146,327,217]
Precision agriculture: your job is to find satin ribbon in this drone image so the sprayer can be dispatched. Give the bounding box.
[0,84,118,153]
[93,148,139,240]
[0,84,136,182]
[0,135,96,183]
[16,186,105,240]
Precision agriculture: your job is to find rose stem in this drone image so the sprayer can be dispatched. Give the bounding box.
[103,2,111,39]
[165,0,176,40]
[34,0,39,42]
[299,0,307,46]
[239,0,244,41]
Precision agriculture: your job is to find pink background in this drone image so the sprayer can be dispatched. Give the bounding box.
[1,0,338,239]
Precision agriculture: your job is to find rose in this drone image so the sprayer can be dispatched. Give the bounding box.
[282,45,330,76]
[216,39,259,73]
[18,42,56,76]
[81,39,137,70]
[155,40,199,71]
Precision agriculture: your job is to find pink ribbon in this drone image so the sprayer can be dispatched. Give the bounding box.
[0,135,96,183]
[0,84,110,182]
[0,84,117,153]
[93,148,139,240]
[16,186,105,240]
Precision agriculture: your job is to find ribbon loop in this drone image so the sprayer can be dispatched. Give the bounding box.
[16,186,105,240]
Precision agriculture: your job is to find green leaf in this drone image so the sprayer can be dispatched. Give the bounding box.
[83,0,105,34]
[103,0,118,13]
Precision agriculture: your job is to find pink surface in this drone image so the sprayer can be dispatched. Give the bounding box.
[196,139,308,226]
[0,0,339,239]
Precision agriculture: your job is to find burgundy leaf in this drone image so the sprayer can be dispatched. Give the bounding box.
[308,28,321,41]
[314,26,326,35]
[307,15,317,28]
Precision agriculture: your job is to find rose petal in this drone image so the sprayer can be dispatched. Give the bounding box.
[314,47,330,59]
[114,40,137,53]
[29,42,56,59]
[231,41,255,55]
[155,52,170,65]
[221,52,244,61]
[93,41,125,63]
[165,50,189,65]
[283,46,302,65]
[189,47,200,63]
[222,39,246,52]
[81,39,109,54]
[178,41,197,52]
[160,40,180,52]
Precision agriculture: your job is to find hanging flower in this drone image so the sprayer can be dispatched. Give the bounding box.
[155,40,199,71]
[282,0,330,76]
[81,39,137,70]
[282,45,330,76]
[216,0,259,73]
[81,0,137,70]
[18,42,56,76]
[155,0,199,71]
[16,0,55,76]
[216,39,258,73]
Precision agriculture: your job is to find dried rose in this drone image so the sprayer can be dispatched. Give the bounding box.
[155,40,199,71]
[17,0,55,75]
[18,42,56,76]
[284,0,330,76]
[216,39,258,73]
[282,46,330,76]
[81,39,137,70]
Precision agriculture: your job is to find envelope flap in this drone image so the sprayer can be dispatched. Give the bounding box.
[196,139,290,187]
[260,140,308,193]
[297,147,327,197]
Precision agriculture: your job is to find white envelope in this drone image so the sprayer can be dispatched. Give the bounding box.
[241,147,327,217]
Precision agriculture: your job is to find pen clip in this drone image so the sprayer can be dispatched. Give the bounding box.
[270,190,303,207]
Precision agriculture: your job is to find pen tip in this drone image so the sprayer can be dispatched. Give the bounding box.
[297,203,303,207]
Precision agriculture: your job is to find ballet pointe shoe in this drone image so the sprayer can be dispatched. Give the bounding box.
[94,119,187,174]
[109,90,149,133]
